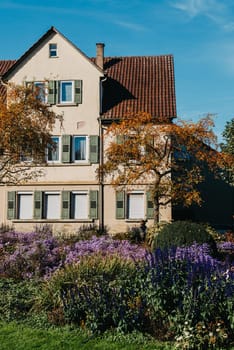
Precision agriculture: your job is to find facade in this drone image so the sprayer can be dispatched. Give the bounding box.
[0,27,177,234]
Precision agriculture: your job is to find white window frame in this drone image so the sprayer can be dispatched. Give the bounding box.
[49,43,58,58]
[73,135,88,163]
[127,191,145,220]
[44,192,60,219]
[59,80,74,104]
[17,192,33,220]
[71,191,89,220]
[47,136,61,163]
[34,81,48,103]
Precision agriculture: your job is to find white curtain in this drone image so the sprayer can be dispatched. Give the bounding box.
[18,194,33,219]
[74,194,88,219]
[46,194,60,219]
[128,193,144,219]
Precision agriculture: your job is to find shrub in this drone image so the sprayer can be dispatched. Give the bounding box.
[153,221,217,255]
[77,223,108,240]
[0,279,39,322]
[142,248,234,347]
[39,254,147,332]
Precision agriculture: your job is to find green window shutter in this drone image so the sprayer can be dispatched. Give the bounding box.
[62,135,71,163]
[56,81,59,104]
[34,191,42,219]
[89,135,99,163]
[74,80,82,104]
[61,191,70,219]
[146,191,154,219]
[89,190,98,219]
[47,81,56,104]
[116,191,125,219]
[116,135,124,144]
[7,191,16,220]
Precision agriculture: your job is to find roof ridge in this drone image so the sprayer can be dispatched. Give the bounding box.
[91,54,173,60]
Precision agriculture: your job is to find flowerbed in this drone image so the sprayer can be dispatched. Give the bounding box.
[0,229,233,349]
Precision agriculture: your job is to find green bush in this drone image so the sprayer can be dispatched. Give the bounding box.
[153,221,217,254]
[39,254,146,332]
[0,279,39,322]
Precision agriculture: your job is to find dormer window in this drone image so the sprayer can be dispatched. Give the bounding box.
[49,43,57,57]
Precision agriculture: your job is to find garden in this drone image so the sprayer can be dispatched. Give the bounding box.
[0,221,233,349]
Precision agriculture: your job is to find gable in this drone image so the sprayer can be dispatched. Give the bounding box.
[3,27,103,82]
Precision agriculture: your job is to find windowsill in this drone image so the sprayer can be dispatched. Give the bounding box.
[56,103,78,107]
[125,219,145,222]
[12,219,94,223]
[47,162,92,166]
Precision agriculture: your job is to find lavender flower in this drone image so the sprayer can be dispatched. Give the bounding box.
[64,236,146,265]
[217,241,234,251]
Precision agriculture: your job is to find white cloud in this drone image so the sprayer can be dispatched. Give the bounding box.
[169,0,234,31]
[113,20,147,32]
[170,0,224,17]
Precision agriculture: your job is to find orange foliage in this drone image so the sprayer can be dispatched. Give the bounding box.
[99,112,234,222]
[0,83,62,184]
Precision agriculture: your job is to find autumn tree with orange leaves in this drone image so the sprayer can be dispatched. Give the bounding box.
[0,83,61,185]
[99,112,233,223]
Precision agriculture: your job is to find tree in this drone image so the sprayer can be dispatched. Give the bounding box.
[221,117,234,184]
[99,112,233,223]
[221,117,234,155]
[0,83,61,184]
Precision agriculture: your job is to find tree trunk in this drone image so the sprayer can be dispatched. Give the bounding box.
[154,196,160,224]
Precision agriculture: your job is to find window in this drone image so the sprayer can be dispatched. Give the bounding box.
[20,149,33,162]
[47,136,60,162]
[7,190,99,221]
[116,135,145,164]
[127,193,144,219]
[48,80,82,105]
[73,136,87,162]
[26,81,47,103]
[44,192,60,219]
[34,82,47,103]
[60,81,74,103]
[71,192,89,219]
[116,191,154,220]
[46,135,98,164]
[18,193,33,219]
[49,43,57,57]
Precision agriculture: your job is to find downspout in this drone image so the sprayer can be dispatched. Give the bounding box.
[98,75,107,233]
[98,117,104,232]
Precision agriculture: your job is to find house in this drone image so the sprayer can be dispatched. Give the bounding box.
[0,26,177,234]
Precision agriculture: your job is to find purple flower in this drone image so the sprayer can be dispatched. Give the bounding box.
[217,241,234,251]
[64,236,146,265]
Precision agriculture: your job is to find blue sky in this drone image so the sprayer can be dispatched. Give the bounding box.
[1,0,234,142]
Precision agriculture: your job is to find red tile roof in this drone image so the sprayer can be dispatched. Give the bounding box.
[0,60,16,76]
[100,55,176,120]
[0,60,16,101]
[1,54,177,121]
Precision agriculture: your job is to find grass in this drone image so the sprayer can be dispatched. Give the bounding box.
[0,322,175,350]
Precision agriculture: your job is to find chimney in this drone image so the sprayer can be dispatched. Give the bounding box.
[96,43,105,70]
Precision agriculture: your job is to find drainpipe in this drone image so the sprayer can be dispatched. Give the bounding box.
[98,74,107,233]
[98,117,104,233]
